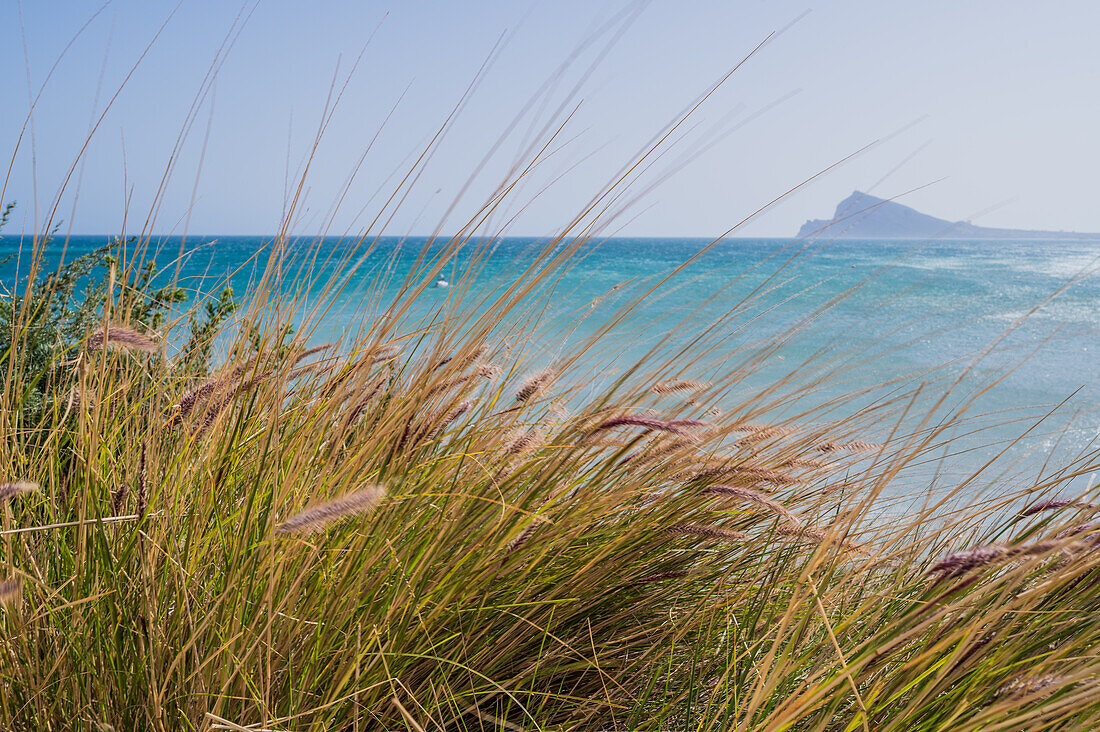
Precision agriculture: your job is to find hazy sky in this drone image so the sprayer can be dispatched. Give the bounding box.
[2,0,1098,238]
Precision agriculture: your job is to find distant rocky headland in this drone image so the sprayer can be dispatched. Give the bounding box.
[798,191,1098,240]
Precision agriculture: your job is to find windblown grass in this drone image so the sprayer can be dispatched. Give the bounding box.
[2,14,1099,732]
[1,225,1098,731]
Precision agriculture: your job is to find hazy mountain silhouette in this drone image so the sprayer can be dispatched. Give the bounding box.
[798,191,1097,239]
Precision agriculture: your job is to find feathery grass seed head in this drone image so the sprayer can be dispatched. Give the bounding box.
[172,379,221,424]
[277,484,387,535]
[701,484,802,524]
[423,400,471,442]
[111,483,129,515]
[503,522,543,557]
[929,540,1060,579]
[88,324,158,353]
[0,578,21,605]
[817,440,881,454]
[634,569,692,585]
[777,457,830,470]
[1020,498,1096,517]
[996,674,1066,699]
[929,545,1010,578]
[691,465,800,486]
[514,369,556,403]
[665,524,748,541]
[653,380,708,394]
[775,523,863,552]
[588,415,707,439]
[503,427,544,455]
[0,481,38,503]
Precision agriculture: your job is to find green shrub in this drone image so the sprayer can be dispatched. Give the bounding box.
[0,203,237,427]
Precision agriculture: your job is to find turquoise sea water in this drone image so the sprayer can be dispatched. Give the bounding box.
[6,234,1100,492]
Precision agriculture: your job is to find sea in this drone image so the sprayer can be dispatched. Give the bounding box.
[5,234,1100,499]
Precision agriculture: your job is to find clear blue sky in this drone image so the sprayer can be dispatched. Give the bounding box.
[2,0,1098,238]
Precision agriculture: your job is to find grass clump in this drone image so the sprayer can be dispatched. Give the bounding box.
[2,23,1099,732]
[0,219,1097,732]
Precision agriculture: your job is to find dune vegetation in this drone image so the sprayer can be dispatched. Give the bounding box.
[3,21,1100,732]
[3,196,1100,732]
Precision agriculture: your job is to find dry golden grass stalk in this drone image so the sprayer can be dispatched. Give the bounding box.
[369,343,402,364]
[136,444,148,519]
[0,481,38,503]
[514,369,556,403]
[700,484,802,524]
[87,324,158,353]
[276,485,387,535]
[665,524,748,541]
[433,344,487,372]
[0,578,21,605]
[652,380,708,394]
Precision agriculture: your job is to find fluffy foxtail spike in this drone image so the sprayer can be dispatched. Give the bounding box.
[277,485,387,535]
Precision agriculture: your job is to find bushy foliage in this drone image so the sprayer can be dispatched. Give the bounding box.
[0,203,237,425]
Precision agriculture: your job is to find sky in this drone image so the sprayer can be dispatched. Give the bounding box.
[1,0,1098,238]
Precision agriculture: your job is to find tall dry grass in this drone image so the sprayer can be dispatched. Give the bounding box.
[1,215,1098,730]
[2,9,1100,732]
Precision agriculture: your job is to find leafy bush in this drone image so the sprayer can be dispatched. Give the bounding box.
[0,203,237,426]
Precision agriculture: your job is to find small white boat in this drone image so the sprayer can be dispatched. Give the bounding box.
[435,278,449,288]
